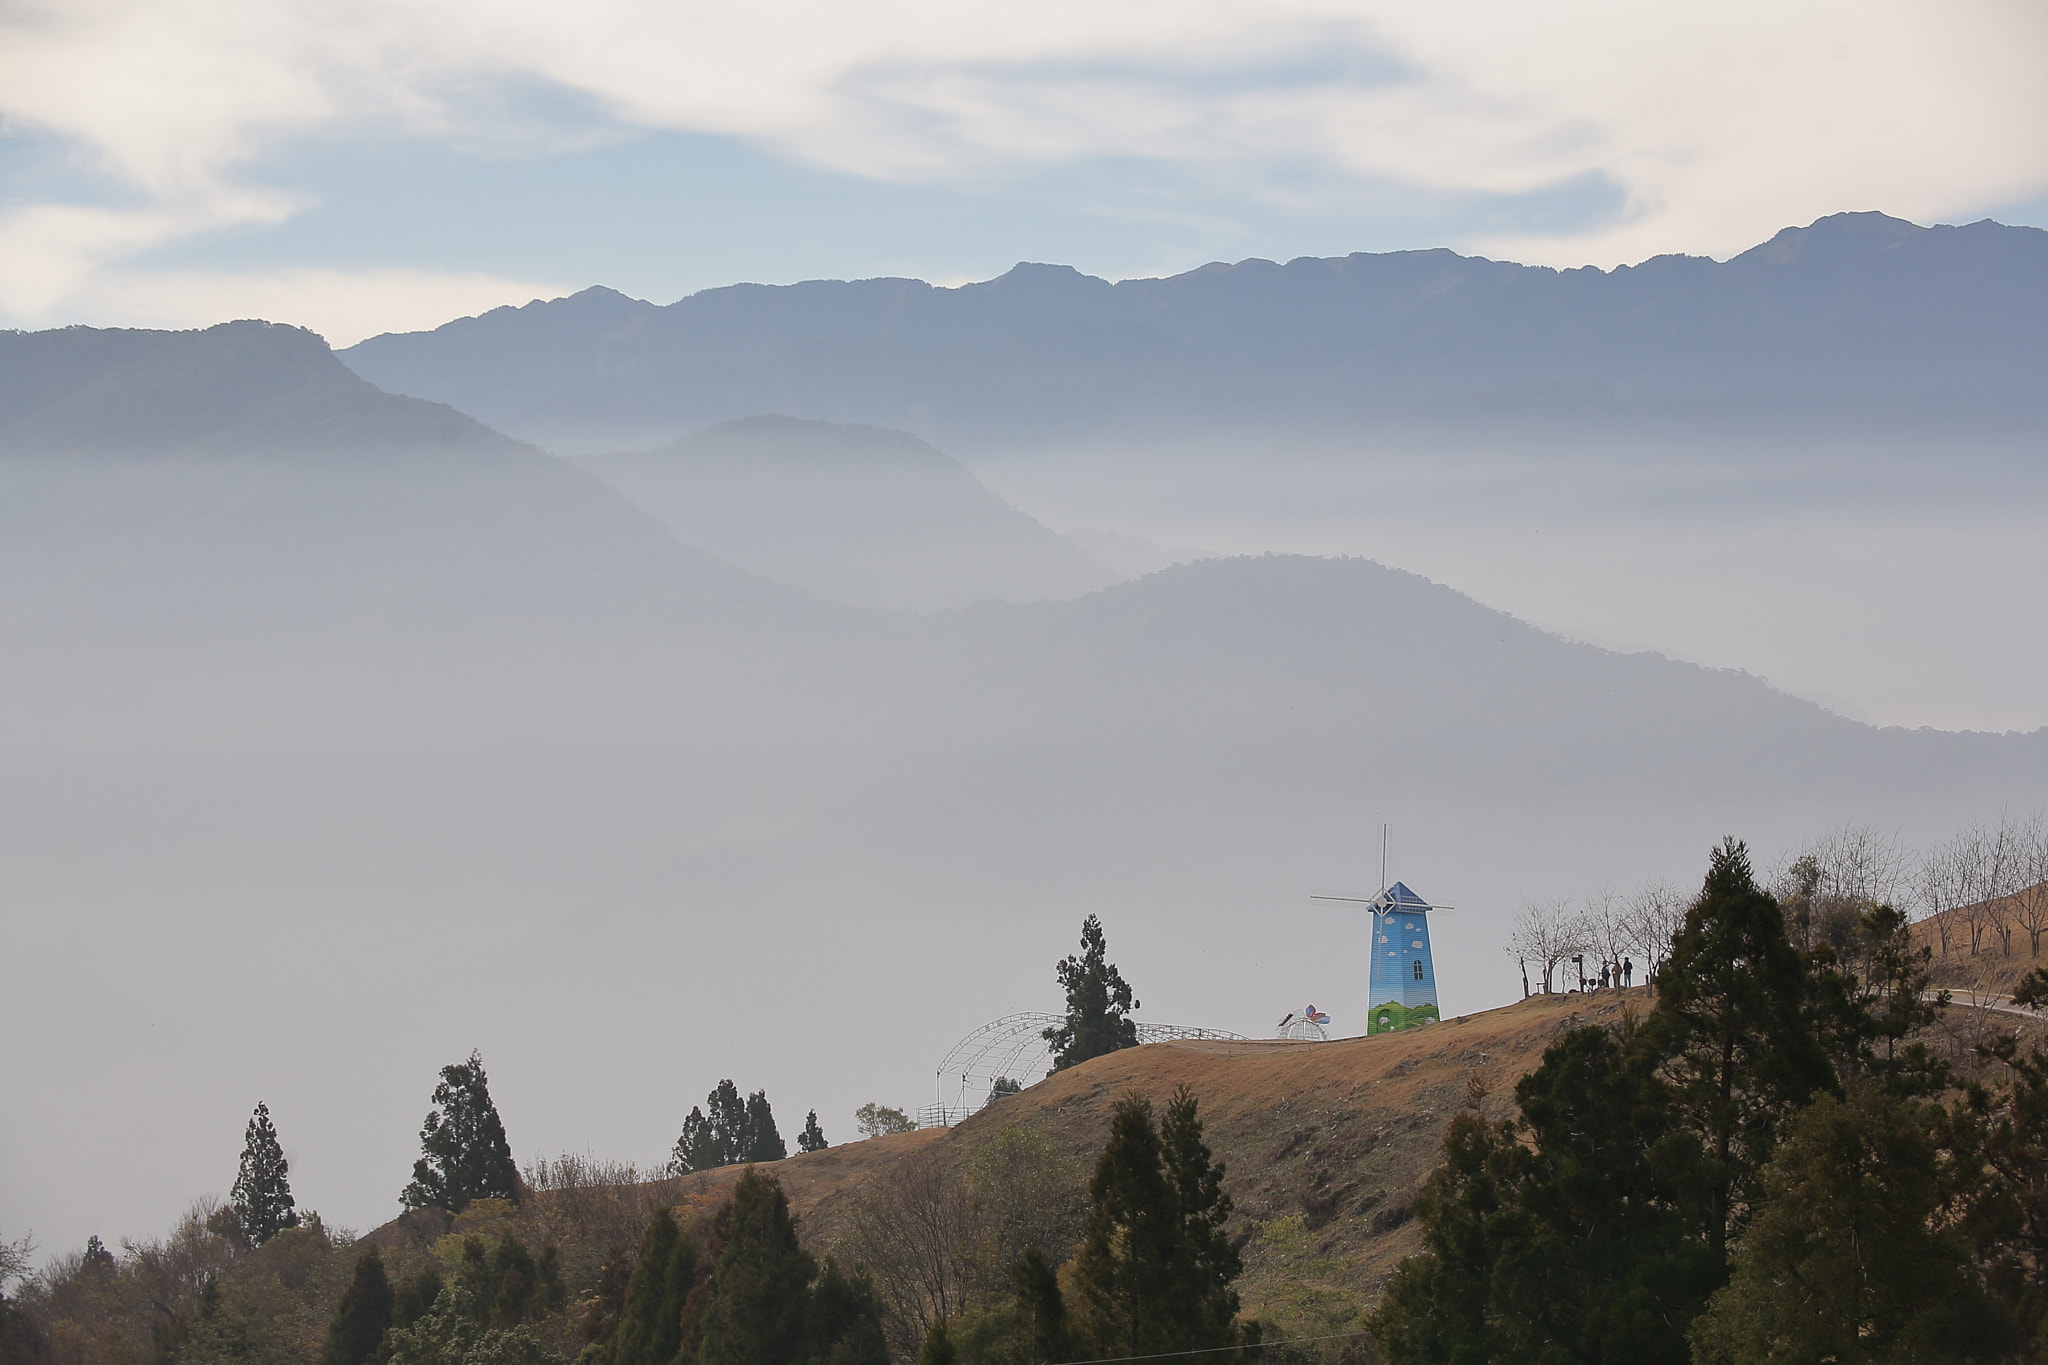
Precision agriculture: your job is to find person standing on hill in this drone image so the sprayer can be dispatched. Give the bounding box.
[1623,958,1634,987]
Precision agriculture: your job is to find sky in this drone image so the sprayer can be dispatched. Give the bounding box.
[3,0,2047,346]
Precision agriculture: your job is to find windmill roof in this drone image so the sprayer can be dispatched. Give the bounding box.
[1382,881,1432,910]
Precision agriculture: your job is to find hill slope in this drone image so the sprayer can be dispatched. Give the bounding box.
[381,991,1623,1349]
[0,321,809,627]
[339,213,2048,454]
[582,416,1117,610]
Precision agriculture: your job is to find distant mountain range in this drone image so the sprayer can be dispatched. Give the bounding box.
[339,212,2048,455]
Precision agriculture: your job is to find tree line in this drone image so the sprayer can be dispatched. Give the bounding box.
[1509,814,2048,997]
[1371,834,2048,1365]
[0,914,1169,1365]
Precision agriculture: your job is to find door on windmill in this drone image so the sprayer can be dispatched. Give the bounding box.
[1368,882,1441,1035]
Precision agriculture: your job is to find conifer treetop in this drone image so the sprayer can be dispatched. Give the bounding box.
[1044,914,1141,1072]
[231,1101,299,1248]
[399,1051,518,1213]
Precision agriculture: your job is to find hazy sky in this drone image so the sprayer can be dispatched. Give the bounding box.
[4,0,2046,344]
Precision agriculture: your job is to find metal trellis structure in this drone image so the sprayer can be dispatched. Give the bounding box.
[918,1012,1248,1128]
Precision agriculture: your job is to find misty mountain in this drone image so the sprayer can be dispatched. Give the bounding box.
[339,213,2048,455]
[5,312,2046,1258]
[581,416,1117,611]
[0,321,804,626]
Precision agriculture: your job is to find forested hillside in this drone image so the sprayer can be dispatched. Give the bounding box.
[12,838,2048,1365]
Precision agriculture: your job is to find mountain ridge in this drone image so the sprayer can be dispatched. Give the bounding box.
[339,212,2048,453]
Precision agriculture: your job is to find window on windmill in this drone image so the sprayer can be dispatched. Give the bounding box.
[1413,960,1424,980]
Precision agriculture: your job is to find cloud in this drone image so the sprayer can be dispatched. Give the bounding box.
[0,0,2044,329]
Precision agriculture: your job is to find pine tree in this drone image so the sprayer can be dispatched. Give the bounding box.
[230,1101,299,1248]
[675,1106,717,1174]
[1646,839,1833,1259]
[1158,1085,1242,1346]
[742,1091,787,1163]
[391,1266,442,1331]
[611,1209,705,1365]
[808,1258,889,1365]
[707,1080,749,1166]
[1068,1094,1174,1356]
[1692,1086,2015,1364]
[915,1320,957,1365]
[1043,915,1140,1072]
[676,1082,787,1170]
[1010,1248,1070,1365]
[798,1110,829,1153]
[697,1168,815,1365]
[322,1250,395,1365]
[1369,1024,1721,1365]
[399,1051,519,1213]
[489,1232,537,1327]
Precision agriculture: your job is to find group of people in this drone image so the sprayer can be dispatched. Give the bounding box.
[1582,957,1634,990]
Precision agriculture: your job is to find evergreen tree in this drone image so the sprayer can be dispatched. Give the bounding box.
[229,1102,298,1248]
[453,1237,495,1324]
[798,1110,829,1154]
[1645,838,1833,1259]
[707,1081,749,1166]
[611,1209,706,1365]
[1042,915,1140,1072]
[1067,1093,1245,1359]
[698,1168,815,1365]
[915,1320,957,1365]
[675,1083,788,1170]
[1010,1248,1070,1365]
[1809,901,1948,1096]
[399,1051,519,1213]
[1158,1085,1242,1347]
[535,1244,566,1319]
[321,1250,395,1365]
[743,1091,787,1163]
[675,1106,718,1174]
[808,1258,889,1365]
[391,1266,442,1331]
[489,1232,537,1327]
[1692,1086,2014,1364]
[1369,1025,1721,1365]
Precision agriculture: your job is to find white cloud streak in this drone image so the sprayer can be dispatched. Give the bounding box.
[1,0,2044,330]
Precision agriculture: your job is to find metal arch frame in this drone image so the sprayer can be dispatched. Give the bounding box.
[1276,1017,1332,1042]
[922,1013,1249,1128]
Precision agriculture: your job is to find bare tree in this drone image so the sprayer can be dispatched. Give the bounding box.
[1506,898,1585,994]
[520,1153,682,1262]
[0,1231,34,1295]
[1620,881,1688,985]
[837,1146,981,1358]
[1927,816,2030,958]
[1580,889,1632,986]
[1800,822,1914,906]
[2010,813,2048,958]
[123,1199,246,1344]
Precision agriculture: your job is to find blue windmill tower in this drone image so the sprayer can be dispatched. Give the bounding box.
[1312,833,1451,1034]
[1364,882,1442,1033]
